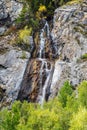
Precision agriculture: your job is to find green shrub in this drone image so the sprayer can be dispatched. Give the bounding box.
[0,101,60,130]
[78,81,87,108]
[16,0,71,30]
[58,81,73,107]
[69,107,87,130]
[66,93,79,113]
[18,26,32,44]
[81,53,87,59]
[21,51,27,59]
[66,0,83,5]
[0,81,87,130]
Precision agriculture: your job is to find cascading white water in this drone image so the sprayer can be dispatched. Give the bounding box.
[38,21,53,106]
[38,59,52,106]
[17,21,54,103]
[40,62,52,106]
[39,21,50,58]
[39,29,45,58]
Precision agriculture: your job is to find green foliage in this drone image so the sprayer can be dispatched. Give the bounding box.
[78,81,87,108]
[21,51,27,59]
[66,93,79,112]
[0,81,87,130]
[0,101,60,130]
[69,107,87,130]
[18,26,32,44]
[15,26,32,52]
[16,1,39,30]
[16,0,70,30]
[36,5,47,20]
[81,53,87,60]
[0,101,21,130]
[66,0,83,5]
[58,81,73,107]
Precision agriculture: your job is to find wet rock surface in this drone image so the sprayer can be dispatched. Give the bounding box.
[33,21,58,60]
[18,21,55,104]
[17,59,54,103]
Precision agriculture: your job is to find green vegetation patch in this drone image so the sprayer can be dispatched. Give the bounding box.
[0,81,87,130]
[66,0,83,5]
[81,53,87,60]
[16,0,71,30]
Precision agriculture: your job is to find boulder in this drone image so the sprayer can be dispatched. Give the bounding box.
[0,0,23,35]
[0,35,30,108]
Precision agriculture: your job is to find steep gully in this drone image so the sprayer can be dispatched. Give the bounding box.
[17,20,58,105]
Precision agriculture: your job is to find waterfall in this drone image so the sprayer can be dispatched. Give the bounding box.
[39,21,50,58]
[38,21,52,105]
[17,20,54,105]
[38,59,53,106]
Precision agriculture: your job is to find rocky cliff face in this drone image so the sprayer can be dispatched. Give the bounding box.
[0,0,87,106]
[17,0,87,103]
[50,0,87,98]
[0,0,30,108]
[0,0,22,35]
[0,35,30,108]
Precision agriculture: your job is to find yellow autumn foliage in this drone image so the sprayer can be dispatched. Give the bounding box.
[38,5,47,13]
[69,107,87,130]
[36,5,47,19]
[19,26,32,43]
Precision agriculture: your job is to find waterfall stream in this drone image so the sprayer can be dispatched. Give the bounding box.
[39,21,50,58]
[17,20,55,105]
[38,21,53,105]
[38,59,53,106]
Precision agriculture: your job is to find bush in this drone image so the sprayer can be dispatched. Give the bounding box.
[0,99,71,130]
[0,101,60,130]
[21,51,27,59]
[58,81,73,107]
[36,5,47,19]
[81,53,87,60]
[0,81,87,130]
[66,93,79,113]
[18,26,32,44]
[69,107,87,130]
[38,5,47,12]
[78,81,87,108]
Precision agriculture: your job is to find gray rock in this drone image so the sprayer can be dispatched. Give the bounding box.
[50,0,87,98]
[52,1,87,62]
[0,0,23,34]
[0,27,6,35]
[0,49,30,105]
[50,60,87,99]
[0,0,22,21]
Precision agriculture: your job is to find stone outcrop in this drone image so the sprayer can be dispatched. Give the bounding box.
[0,0,23,35]
[17,0,87,101]
[50,0,87,98]
[0,35,30,108]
